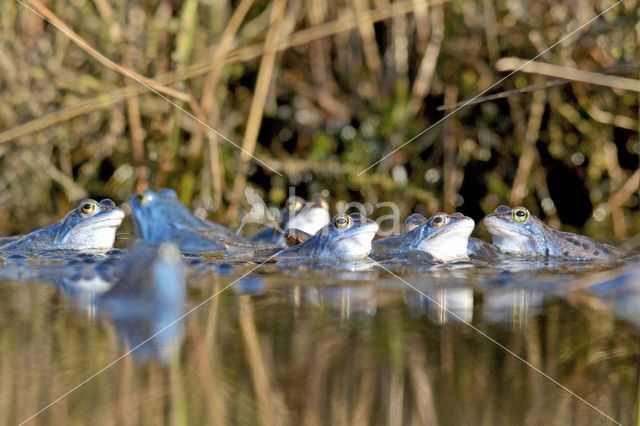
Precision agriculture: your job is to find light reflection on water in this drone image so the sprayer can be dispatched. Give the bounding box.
[0,252,639,425]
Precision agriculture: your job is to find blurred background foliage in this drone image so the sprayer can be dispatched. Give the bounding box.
[0,0,638,240]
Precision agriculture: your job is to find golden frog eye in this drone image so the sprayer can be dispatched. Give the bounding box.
[285,197,303,211]
[333,215,350,229]
[430,214,448,227]
[136,191,152,205]
[512,207,529,222]
[80,200,97,215]
[318,198,329,210]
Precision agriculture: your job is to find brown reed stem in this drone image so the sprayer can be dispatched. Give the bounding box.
[227,0,289,220]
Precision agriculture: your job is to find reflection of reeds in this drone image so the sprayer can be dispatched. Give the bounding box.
[0,278,637,423]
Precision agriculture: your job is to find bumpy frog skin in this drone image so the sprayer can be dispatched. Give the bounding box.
[250,196,330,246]
[0,199,124,253]
[130,189,250,253]
[373,212,475,262]
[277,212,379,260]
[484,205,621,259]
[402,213,428,232]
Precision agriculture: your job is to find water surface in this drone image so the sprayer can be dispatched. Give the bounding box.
[0,254,638,425]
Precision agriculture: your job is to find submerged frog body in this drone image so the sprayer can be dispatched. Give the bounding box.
[372,212,475,262]
[484,205,621,260]
[0,199,124,253]
[98,241,186,310]
[277,213,378,260]
[250,196,330,246]
[130,189,252,253]
[95,241,186,360]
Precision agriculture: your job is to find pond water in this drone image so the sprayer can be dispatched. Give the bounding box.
[0,250,638,425]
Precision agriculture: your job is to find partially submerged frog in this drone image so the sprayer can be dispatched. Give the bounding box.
[390,213,502,261]
[372,212,475,262]
[130,189,254,253]
[277,212,378,260]
[249,196,330,246]
[484,205,621,260]
[0,199,124,253]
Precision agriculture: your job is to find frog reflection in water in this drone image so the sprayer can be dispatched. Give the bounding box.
[249,196,330,246]
[0,199,125,253]
[277,213,379,260]
[130,189,252,253]
[484,205,622,260]
[372,212,475,262]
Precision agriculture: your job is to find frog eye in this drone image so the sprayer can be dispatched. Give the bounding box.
[136,191,152,205]
[512,207,529,222]
[317,198,329,210]
[285,197,303,211]
[333,215,350,229]
[80,200,97,215]
[430,213,448,227]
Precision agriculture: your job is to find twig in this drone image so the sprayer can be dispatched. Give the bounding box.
[496,58,640,93]
[438,62,640,110]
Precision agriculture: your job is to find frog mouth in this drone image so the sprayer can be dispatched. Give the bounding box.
[484,222,530,239]
[425,219,475,241]
[78,212,126,230]
[333,223,379,243]
[484,217,531,239]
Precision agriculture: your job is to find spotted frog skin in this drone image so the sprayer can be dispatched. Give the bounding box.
[372,212,475,262]
[130,189,252,253]
[484,205,621,260]
[0,199,124,253]
[250,196,330,246]
[276,213,379,260]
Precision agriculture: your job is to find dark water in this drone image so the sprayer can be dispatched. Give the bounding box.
[0,253,638,425]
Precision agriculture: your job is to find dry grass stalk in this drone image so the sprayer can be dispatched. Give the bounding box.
[509,80,546,205]
[0,0,444,146]
[227,0,289,220]
[306,0,337,92]
[496,58,640,93]
[124,58,148,193]
[609,169,640,239]
[188,0,255,207]
[352,0,383,76]
[443,86,459,212]
[26,0,192,103]
[408,3,443,117]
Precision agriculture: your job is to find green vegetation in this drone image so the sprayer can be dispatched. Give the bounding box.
[0,0,638,242]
